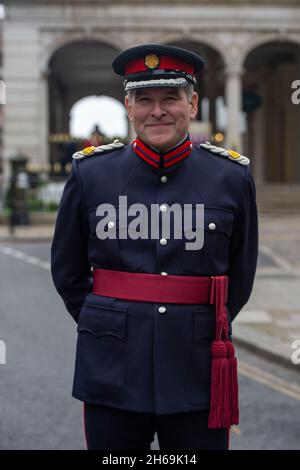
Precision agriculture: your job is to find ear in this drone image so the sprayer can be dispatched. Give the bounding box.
[124,95,133,122]
[189,91,199,121]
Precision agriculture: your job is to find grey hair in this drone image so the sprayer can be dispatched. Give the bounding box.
[126,83,194,104]
[182,83,194,102]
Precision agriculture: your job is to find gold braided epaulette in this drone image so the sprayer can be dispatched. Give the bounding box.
[200,142,250,166]
[72,139,125,160]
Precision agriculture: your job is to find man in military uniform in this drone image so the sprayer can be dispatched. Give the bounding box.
[51,44,258,450]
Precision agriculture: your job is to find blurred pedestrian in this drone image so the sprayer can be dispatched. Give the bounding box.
[84,124,104,149]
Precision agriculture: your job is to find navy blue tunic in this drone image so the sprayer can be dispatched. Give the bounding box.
[51,143,258,414]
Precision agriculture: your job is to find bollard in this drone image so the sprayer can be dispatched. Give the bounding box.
[7,154,30,234]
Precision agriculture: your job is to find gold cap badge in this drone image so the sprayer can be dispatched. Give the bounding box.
[145,54,160,70]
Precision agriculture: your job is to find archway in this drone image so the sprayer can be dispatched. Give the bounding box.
[70,95,127,140]
[243,41,300,183]
[47,40,122,175]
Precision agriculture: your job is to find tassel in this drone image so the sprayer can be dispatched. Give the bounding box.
[208,276,238,429]
[225,340,239,425]
[208,340,231,429]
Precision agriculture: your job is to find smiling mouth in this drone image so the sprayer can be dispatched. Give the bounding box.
[146,123,174,127]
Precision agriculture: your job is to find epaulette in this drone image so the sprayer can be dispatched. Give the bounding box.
[72,139,125,160]
[200,141,250,166]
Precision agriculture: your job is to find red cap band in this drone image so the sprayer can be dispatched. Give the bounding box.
[125,55,194,75]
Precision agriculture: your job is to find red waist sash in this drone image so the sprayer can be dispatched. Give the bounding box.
[92,268,228,307]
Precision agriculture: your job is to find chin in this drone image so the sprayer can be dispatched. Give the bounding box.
[147,134,175,151]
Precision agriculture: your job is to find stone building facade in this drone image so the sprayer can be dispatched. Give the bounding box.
[2,0,300,209]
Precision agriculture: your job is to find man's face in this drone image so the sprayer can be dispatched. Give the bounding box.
[125,86,199,152]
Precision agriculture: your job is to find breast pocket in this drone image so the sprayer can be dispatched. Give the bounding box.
[88,206,143,271]
[181,207,234,274]
[186,309,216,405]
[74,302,127,404]
[203,208,234,272]
[88,208,120,268]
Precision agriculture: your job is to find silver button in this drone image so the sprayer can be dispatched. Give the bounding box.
[160,238,167,246]
[208,222,216,231]
[161,176,168,183]
[158,306,167,314]
[160,271,168,276]
[107,221,115,229]
[159,204,168,213]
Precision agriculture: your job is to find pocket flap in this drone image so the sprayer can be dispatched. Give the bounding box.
[77,303,127,341]
[182,207,234,238]
[204,208,234,237]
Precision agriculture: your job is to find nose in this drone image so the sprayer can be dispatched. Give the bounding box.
[150,101,167,119]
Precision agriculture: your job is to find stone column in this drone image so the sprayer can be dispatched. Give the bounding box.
[225,64,243,152]
[2,22,40,182]
[251,104,265,185]
[39,71,49,171]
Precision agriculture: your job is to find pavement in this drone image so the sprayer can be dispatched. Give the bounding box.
[0,212,299,371]
[233,213,300,369]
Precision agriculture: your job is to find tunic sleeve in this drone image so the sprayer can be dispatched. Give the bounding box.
[51,161,91,323]
[227,166,259,321]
